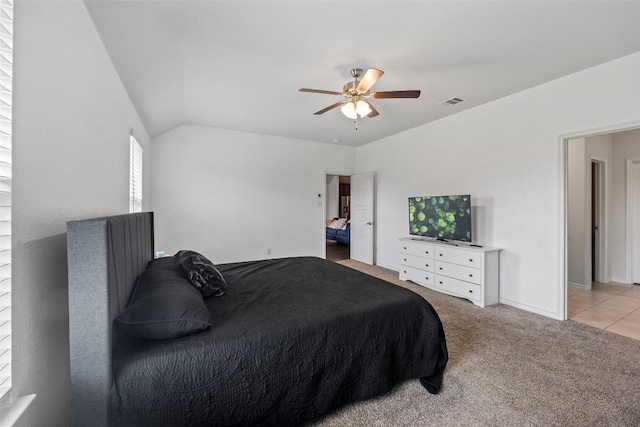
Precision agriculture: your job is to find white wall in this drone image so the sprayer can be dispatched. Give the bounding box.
[12,2,150,425]
[150,125,356,263]
[356,51,640,319]
[567,138,587,287]
[326,175,339,219]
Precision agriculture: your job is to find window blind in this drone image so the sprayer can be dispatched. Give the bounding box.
[0,0,13,402]
[129,135,143,213]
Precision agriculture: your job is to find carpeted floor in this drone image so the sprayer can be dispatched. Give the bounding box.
[312,259,640,427]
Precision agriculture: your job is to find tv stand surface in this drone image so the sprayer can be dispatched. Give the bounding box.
[399,238,501,307]
[410,236,483,248]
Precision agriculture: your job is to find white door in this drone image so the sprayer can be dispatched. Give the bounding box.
[350,172,374,265]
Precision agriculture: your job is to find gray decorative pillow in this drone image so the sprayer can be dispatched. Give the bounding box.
[175,250,227,297]
[115,268,211,339]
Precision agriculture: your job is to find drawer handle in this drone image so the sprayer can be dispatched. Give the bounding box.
[403,247,407,250]
[425,251,429,254]
[439,281,443,285]
[403,270,407,274]
[439,253,443,257]
[439,267,443,270]
[425,263,430,267]
[469,289,473,294]
[404,258,407,261]
[425,277,429,280]
[469,259,473,262]
[469,274,473,278]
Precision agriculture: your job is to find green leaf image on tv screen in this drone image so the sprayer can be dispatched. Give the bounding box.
[408,195,471,241]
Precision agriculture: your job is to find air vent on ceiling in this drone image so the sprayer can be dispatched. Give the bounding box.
[439,97,465,107]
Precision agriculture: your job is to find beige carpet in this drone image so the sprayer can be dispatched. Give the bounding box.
[311,259,640,427]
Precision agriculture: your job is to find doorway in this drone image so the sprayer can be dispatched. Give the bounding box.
[590,159,605,282]
[564,125,640,321]
[325,174,351,262]
[566,141,607,291]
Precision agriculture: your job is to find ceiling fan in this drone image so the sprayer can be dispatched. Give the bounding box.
[299,68,420,120]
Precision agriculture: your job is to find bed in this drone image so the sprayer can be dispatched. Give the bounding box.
[67,212,448,426]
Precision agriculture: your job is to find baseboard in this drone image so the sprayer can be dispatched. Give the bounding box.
[611,276,631,285]
[375,261,397,272]
[568,281,590,290]
[499,297,562,320]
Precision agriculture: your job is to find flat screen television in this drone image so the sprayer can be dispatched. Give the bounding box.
[408,195,472,242]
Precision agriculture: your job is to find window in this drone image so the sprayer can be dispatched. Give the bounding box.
[129,135,143,213]
[0,0,12,402]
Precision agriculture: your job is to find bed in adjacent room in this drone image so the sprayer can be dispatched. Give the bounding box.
[67,212,448,426]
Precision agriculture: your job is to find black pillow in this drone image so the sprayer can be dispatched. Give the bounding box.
[146,255,180,271]
[175,250,227,297]
[114,268,211,339]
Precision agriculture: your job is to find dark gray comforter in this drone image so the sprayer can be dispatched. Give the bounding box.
[109,257,448,426]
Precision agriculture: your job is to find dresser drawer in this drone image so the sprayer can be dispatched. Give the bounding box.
[435,275,481,302]
[434,246,481,268]
[435,260,481,285]
[400,240,435,258]
[400,253,434,272]
[399,265,435,288]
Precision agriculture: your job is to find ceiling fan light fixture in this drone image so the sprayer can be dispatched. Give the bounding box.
[341,99,371,119]
[356,100,371,117]
[341,102,358,119]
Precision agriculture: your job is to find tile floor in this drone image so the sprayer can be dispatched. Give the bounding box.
[568,281,640,341]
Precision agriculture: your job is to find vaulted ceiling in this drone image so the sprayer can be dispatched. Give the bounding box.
[85,1,640,147]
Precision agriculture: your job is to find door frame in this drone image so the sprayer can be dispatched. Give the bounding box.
[560,120,640,320]
[626,157,640,284]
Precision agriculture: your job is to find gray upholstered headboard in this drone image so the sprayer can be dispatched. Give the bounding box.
[67,212,154,427]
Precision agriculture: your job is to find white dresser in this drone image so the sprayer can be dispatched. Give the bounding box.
[399,237,501,307]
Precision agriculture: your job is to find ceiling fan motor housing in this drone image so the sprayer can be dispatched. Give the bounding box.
[344,68,366,96]
[343,81,366,97]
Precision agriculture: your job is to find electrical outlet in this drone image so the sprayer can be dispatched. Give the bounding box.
[267,248,272,255]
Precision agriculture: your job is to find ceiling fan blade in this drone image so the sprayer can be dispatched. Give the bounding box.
[365,101,379,118]
[356,68,384,93]
[314,100,346,115]
[299,88,345,96]
[370,90,421,99]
